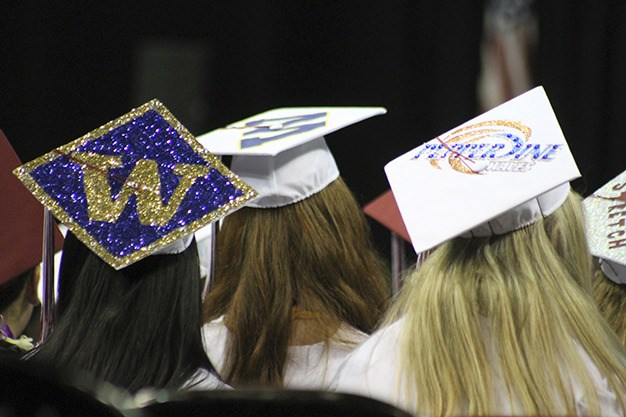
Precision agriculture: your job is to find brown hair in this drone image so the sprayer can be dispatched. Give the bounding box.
[204,177,390,387]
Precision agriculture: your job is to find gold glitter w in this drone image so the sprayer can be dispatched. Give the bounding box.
[73,152,210,226]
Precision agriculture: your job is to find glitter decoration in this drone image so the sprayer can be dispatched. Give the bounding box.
[416,119,566,175]
[428,120,531,174]
[583,170,626,274]
[13,100,257,269]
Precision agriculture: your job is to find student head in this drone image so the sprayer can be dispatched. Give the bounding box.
[200,108,390,387]
[385,87,626,416]
[13,100,256,390]
[583,170,626,346]
[33,232,213,393]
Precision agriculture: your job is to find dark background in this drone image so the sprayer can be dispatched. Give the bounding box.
[2,1,625,261]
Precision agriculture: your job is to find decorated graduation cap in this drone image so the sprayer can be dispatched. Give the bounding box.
[583,170,626,285]
[14,100,257,270]
[0,129,64,287]
[385,86,580,255]
[197,107,386,208]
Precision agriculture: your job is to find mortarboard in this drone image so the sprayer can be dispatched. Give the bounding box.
[0,130,64,286]
[13,100,257,270]
[583,170,626,285]
[363,189,411,243]
[385,86,580,255]
[197,107,386,208]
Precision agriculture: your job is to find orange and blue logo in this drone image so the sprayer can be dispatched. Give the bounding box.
[411,120,562,174]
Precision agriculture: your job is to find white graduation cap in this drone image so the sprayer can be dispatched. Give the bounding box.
[197,107,387,208]
[583,170,626,285]
[385,86,580,255]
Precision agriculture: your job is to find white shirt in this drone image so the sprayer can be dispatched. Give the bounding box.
[181,367,231,391]
[201,315,367,389]
[331,318,624,416]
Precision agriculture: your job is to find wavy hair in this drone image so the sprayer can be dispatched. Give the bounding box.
[204,177,390,387]
[386,191,626,416]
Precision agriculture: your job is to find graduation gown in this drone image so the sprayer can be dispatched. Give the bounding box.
[202,315,367,388]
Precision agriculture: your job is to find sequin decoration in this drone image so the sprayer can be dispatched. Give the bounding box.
[428,120,531,174]
[583,170,626,268]
[13,100,257,269]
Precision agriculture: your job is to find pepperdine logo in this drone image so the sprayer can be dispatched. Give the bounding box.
[410,120,563,174]
[230,112,328,149]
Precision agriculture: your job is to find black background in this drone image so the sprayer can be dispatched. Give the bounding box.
[2,1,625,261]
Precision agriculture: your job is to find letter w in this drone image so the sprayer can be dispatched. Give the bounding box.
[74,152,209,226]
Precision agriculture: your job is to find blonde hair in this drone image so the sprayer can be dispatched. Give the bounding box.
[594,268,626,346]
[204,177,390,387]
[386,191,626,416]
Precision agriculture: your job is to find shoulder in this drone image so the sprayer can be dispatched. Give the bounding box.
[201,316,229,347]
[573,345,625,417]
[332,323,369,346]
[339,319,404,368]
[281,323,369,389]
[201,316,230,372]
[202,316,228,336]
[330,319,405,403]
[181,368,232,391]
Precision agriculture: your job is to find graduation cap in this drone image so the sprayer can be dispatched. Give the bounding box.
[197,107,386,208]
[583,170,626,285]
[363,190,410,243]
[13,100,257,270]
[363,189,411,294]
[0,129,64,287]
[385,86,580,255]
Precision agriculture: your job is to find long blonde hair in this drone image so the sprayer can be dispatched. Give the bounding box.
[594,268,626,346]
[204,177,390,387]
[387,191,626,416]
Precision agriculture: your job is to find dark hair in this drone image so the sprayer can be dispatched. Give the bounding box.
[30,232,218,393]
[0,268,35,313]
[56,232,91,318]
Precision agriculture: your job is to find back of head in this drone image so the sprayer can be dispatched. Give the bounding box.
[205,177,389,387]
[31,233,212,393]
[12,100,253,393]
[389,191,626,416]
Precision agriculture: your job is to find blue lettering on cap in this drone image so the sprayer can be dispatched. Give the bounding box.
[240,112,328,149]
